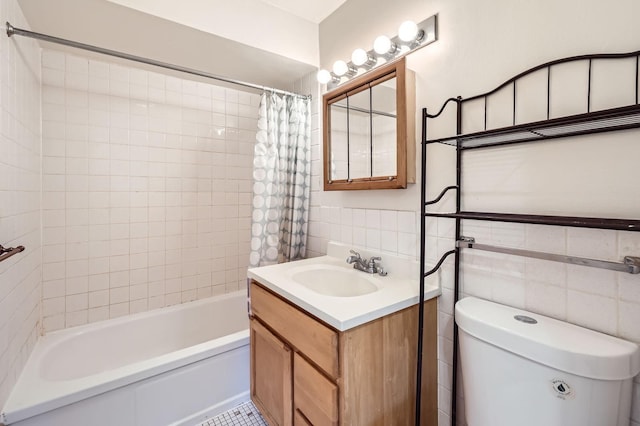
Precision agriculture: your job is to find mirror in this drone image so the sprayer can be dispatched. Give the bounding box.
[323,58,415,190]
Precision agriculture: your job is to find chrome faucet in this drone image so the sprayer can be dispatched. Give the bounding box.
[346,250,387,276]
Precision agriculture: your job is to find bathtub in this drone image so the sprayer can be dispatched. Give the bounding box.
[1,290,250,426]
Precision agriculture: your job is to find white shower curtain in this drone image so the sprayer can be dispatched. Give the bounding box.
[249,92,311,268]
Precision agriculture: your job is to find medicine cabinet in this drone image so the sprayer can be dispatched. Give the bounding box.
[323,58,415,190]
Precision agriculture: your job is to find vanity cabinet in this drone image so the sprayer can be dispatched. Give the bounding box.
[249,280,437,425]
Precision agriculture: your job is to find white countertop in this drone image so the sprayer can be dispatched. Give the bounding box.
[247,242,441,331]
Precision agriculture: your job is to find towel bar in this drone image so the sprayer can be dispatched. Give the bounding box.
[0,245,25,263]
[457,237,640,274]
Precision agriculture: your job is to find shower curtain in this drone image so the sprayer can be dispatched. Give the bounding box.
[249,92,311,267]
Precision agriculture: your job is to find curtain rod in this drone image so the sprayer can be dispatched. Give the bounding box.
[5,22,310,100]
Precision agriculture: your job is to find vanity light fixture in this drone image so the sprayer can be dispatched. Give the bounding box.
[373,35,397,56]
[317,14,437,89]
[351,48,376,68]
[317,68,338,85]
[332,59,357,77]
[333,60,348,76]
[398,20,423,43]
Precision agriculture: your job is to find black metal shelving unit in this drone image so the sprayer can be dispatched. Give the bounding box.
[414,49,640,426]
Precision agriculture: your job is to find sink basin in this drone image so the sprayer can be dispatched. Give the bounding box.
[290,265,378,297]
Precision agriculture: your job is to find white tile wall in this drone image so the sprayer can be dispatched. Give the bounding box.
[0,0,41,409]
[309,205,418,259]
[41,49,260,332]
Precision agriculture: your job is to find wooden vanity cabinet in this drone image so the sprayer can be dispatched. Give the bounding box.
[249,280,437,426]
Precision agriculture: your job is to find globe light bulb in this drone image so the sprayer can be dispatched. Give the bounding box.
[332,60,349,76]
[351,48,369,66]
[398,20,419,42]
[373,35,394,55]
[316,69,332,84]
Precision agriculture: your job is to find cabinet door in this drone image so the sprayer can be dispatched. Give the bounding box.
[251,318,293,426]
[293,353,338,426]
[294,410,313,426]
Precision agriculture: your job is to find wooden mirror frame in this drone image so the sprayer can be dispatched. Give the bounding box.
[323,57,415,191]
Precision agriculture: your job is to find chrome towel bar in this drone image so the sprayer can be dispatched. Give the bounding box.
[0,244,25,263]
[457,237,640,274]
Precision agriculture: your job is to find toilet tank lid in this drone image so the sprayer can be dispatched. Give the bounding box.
[455,297,640,380]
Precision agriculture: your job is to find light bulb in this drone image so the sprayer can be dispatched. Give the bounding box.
[351,48,369,66]
[398,20,419,42]
[332,60,348,76]
[373,35,395,55]
[316,69,332,84]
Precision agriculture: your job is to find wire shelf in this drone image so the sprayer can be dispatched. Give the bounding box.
[427,104,640,149]
[423,211,640,231]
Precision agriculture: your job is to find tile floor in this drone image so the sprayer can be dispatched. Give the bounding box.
[197,401,267,426]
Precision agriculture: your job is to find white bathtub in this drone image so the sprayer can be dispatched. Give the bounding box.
[1,290,250,426]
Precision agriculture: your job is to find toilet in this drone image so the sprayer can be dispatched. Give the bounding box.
[455,297,640,426]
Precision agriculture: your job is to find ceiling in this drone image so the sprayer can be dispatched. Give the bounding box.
[259,0,348,23]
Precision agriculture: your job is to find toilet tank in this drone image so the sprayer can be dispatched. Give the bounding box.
[455,297,640,426]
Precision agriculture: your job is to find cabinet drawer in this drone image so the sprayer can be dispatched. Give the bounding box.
[250,282,339,378]
[294,353,338,426]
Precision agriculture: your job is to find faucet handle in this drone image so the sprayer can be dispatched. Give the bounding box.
[346,250,362,265]
[368,257,388,276]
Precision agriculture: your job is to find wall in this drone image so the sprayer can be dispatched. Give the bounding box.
[319,0,426,68]
[0,0,41,409]
[316,0,640,425]
[40,49,259,332]
[104,0,320,66]
[17,0,317,91]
